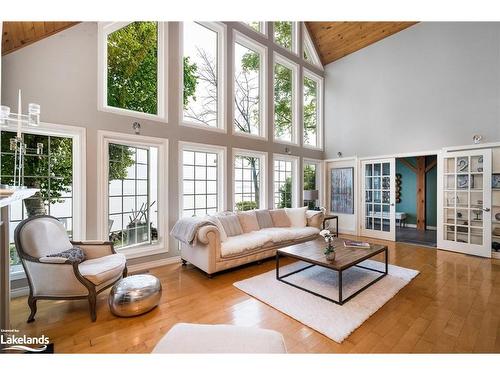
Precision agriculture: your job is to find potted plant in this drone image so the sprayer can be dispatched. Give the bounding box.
[320,229,336,261]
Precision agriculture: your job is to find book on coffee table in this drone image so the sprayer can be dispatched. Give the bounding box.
[343,240,371,249]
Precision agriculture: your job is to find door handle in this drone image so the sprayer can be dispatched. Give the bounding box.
[390,203,395,207]
[483,207,491,212]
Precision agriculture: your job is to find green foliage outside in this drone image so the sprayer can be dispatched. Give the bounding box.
[278,177,292,208]
[274,63,293,140]
[107,22,158,114]
[303,77,318,145]
[274,22,293,50]
[236,201,258,211]
[303,165,317,191]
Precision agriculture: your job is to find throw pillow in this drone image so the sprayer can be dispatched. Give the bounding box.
[255,209,274,229]
[46,246,86,263]
[269,209,291,227]
[237,211,260,233]
[217,214,243,237]
[285,207,308,228]
[209,215,228,242]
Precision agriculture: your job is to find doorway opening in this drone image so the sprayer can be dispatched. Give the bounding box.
[395,155,437,247]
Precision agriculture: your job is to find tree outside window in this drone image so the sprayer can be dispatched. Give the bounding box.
[274,22,293,51]
[303,75,318,147]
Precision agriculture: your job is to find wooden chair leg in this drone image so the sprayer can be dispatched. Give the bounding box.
[27,295,37,323]
[88,292,97,322]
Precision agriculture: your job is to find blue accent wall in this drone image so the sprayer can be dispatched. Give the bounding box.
[396,156,437,227]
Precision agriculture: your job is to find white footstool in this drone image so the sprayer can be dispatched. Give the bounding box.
[152,323,287,353]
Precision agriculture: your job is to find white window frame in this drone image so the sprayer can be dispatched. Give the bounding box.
[302,24,323,69]
[273,52,299,146]
[303,158,324,208]
[178,142,226,217]
[273,22,299,55]
[179,22,227,133]
[97,22,167,122]
[96,130,168,259]
[273,153,300,208]
[5,122,86,281]
[232,30,268,141]
[240,22,268,37]
[232,148,268,210]
[302,68,324,150]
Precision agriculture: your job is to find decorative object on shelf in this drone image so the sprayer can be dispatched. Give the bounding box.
[495,212,500,221]
[0,89,41,188]
[447,194,459,206]
[493,228,500,237]
[395,173,402,203]
[457,157,468,172]
[457,225,469,233]
[477,156,483,172]
[330,167,354,214]
[457,212,463,218]
[303,190,319,210]
[492,174,500,189]
[320,229,335,261]
[492,242,500,251]
[457,175,469,189]
[473,209,482,221]
[472,134,482,144]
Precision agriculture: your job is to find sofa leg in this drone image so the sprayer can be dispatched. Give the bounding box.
[27,295,37,323]
[207,273,213,279]
[88,293,97,322]
[122,267,128,278]
[181,259,187,266]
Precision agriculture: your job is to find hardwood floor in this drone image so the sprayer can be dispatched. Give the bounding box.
[9,237,500,353]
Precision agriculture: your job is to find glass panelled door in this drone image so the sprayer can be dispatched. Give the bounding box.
[437,149,491,257]
[361,159,396,241]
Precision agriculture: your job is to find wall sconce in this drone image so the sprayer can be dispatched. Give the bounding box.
[472,134,482,144]
[337,151,343,158]
[284,147,291,155]
[132,122,141,135]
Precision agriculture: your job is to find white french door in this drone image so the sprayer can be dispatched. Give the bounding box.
[361,158,396,241]
[437,149,492,257]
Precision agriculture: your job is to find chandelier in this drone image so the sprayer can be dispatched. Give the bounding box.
[0,89,42,188]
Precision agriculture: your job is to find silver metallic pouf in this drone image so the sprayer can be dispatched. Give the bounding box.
[108,274,162,317]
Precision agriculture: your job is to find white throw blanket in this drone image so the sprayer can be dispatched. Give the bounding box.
[170,216,217,245]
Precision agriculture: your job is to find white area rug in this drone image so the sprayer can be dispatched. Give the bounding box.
[233,260,419,343]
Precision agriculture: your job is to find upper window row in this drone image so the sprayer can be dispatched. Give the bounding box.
[99,22,323,148]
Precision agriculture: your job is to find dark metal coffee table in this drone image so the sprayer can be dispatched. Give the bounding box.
[276,238,388,305]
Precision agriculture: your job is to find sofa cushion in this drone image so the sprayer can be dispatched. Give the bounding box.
[217,214,243,237]
[220,232,272,257]
[285,207,308,228]
[78,253,126,285]
[237,211,260,233]
[258,228,296,242]
[255,209,274,229]
[269,209,291,227]
[291,226,320,239]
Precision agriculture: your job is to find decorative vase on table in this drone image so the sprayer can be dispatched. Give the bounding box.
[320,229,336,261]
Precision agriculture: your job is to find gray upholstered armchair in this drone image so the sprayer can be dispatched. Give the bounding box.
[14,215,127,322]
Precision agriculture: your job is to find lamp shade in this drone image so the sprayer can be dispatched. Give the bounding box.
[303,190,319,200]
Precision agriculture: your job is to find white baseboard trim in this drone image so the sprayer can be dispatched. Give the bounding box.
[11,286,29,298]
[127,256,181,274]
[402,224,437,230]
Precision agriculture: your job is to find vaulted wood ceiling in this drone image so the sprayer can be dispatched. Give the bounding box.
[1,21,417,65]
[306,22,418,65]
[1,21,79,55]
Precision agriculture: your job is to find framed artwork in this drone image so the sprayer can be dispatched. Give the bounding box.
[330,167,354,214]
[493,174,500,189]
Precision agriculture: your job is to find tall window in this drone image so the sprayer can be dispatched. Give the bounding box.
[242,22,266,34]
[182,22,225,130]
[303,160,321,209]
[273,155,298,208]
[303,24,322,67]
[107,143,159,250]
[181,144,225,217]
[99,22,165,119]
[303,71,322,148]
[274,22,295,52]
[234,33,266,138]
[1,130,77,271]
[233,149,266,211]
[274,54,298,143]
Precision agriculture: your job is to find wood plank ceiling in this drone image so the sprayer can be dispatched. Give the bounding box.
[1,21,417,65]
[306,22,418,65]
[2,22,79,55]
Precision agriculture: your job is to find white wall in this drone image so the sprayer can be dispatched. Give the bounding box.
[324,22,500,159]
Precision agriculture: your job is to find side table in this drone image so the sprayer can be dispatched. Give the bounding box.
[322,214,339,237]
